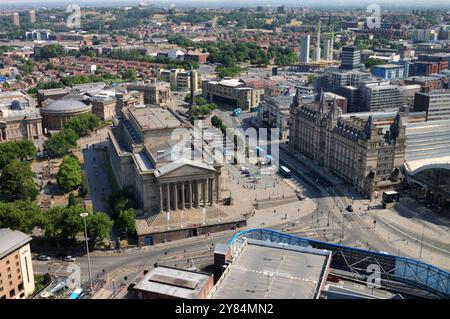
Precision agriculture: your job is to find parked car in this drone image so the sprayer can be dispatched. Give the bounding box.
[63,256,76,262]
[37,255,52,261]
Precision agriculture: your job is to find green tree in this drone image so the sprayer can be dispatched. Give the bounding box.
[0,140,36,169]
[43,128,78,157]
[365,57,387,70]
[116,208,136,234]
[60,206,84,240]
[87,212,113,245]
[56,155,83,193]
[108,190,136,219]
[64,114,100,137]
[0,201,43,233]
[42,206,65,237]
[0,160,38,201]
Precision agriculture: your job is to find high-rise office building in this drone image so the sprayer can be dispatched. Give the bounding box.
[414,89,450,121]
[12,13,20,27]
[300,34,310,63]
[29,10,36,24]
[341,46,361,70]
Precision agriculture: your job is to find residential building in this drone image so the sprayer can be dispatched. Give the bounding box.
[0,228,35,299]
[185,50,209,64]
[289,90,406,198]
[299,34,310,63]
[202,78,264,111]
[323,39,331,61]
[29,11,36,24]
[12,13,20,27]
[157,68,200,92]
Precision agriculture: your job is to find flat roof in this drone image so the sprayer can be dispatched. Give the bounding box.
[0,228,32,260]
[129,107,181,131]
[133,265,211,299]
[212,239,331,299]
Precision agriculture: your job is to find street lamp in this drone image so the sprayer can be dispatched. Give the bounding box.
[80,212,93,293]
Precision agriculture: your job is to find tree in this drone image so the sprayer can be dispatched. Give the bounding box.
[43,128,78,157]
[87,212,113,245]
[0,201,43,233]
[42,206,65,237]
[108,190,136,219]
[365,57,387,70]
[56,155,83,193]
[60,206,84,240]
[116,208,136,234]
[0,160,38,201]
[64,114,100,138]
[0,140,36,169]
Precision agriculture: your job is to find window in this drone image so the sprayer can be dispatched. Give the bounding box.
[9,288,15,298]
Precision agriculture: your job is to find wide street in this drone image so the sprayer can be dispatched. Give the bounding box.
[32,100,450,296]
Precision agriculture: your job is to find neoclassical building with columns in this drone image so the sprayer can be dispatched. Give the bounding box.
[108,105,222,216]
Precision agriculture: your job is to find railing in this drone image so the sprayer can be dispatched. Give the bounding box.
[228,228,450,298]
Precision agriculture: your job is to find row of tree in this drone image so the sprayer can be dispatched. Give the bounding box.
[0,200,113,246]
[43,113,100,158]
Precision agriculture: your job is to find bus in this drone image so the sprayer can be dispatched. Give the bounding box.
[279,165,292,178]
[68,288,83,299]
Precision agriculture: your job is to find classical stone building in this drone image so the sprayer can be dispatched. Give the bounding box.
[41,98,92,131]
[90,89,144,121]
[289,90,406,198]
[127,80,171,106]
[108,105,222,215]
[0,91,43,142]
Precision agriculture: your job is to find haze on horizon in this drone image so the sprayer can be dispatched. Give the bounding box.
[1,0,450,9]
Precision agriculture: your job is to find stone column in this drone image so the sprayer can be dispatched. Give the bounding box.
[195,181,199,207]
[181,182,185,210]
[202,179,207,207]
[159,184,163,212]
[166,183,170,211]
[189,182,193,209]
[174,183,178,211]
[216,175,220,202]
[209,178,213,206]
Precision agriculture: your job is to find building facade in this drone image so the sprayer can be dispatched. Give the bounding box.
[257,95,293,141]
[289,91,406,198]
[0,91,43,142]
[157,68,200,92]
[299,34,310,63]
[340,46,361,70]
[108,106,223,215]
[202,79,264,111]
[127,80,171,106]
[0,229,35,299]
[414,89,450,121]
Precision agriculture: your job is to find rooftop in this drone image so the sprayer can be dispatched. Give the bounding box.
[133,265,212,299]
[0,228,32,260]
[212,239,331,299]
[128,107,181,131]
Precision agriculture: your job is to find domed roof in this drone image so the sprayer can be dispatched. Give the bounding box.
[43,99,91,114]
